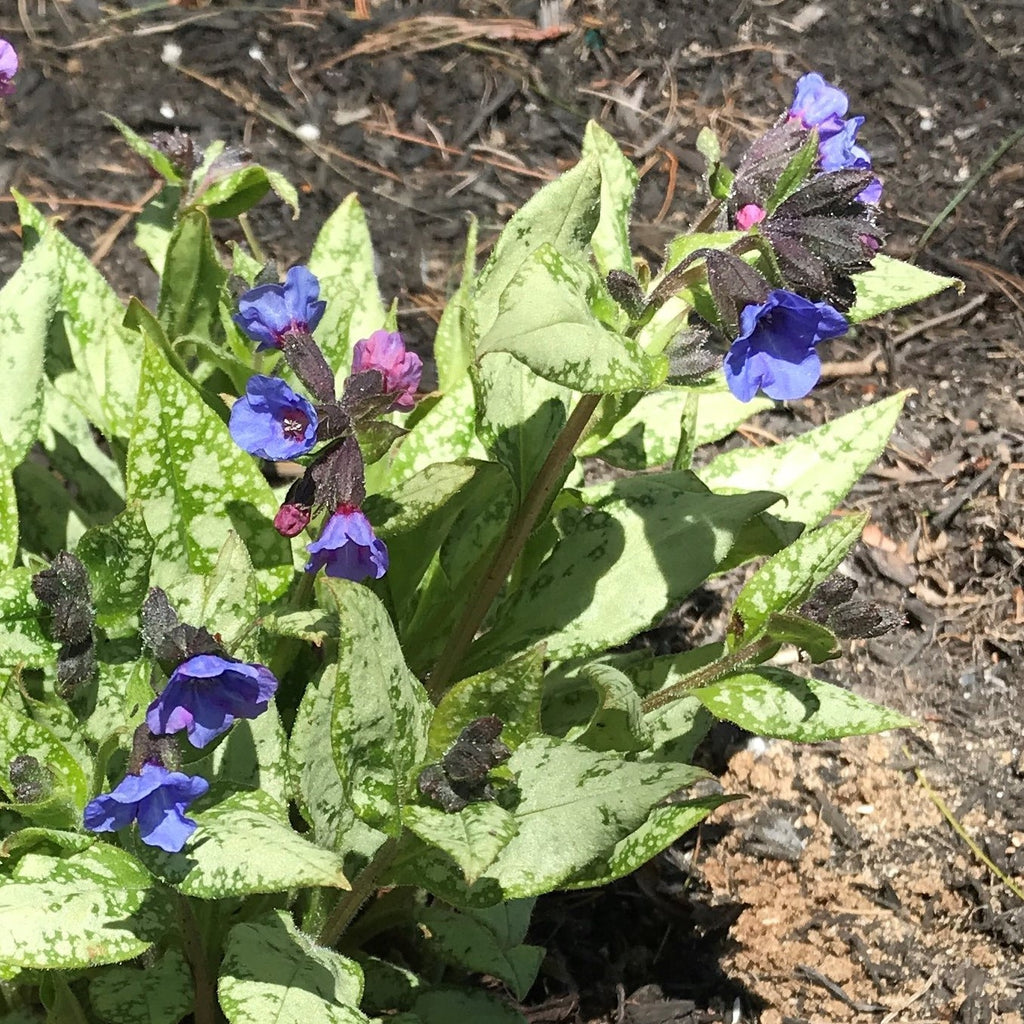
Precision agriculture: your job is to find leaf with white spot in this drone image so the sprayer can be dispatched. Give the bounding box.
[219,911,370,1024]
[582,121,638,275]
[699,391,907,529]
[403,804,517,886]
[195,165,299,221]
[0,569,59,668]
[577,382,773,470]
[848,255,960,323]
[308,194,387,390]
[418,902,543,999]
[478,245,665,394]
[75,502,154,633]
[433,217,478,391]
[0,843,168,970]
[106,116,183,183]
[89,949,193,1024]
[0,702,89,827]
[464,474,778,673]
[479,737,706,898]
[475,152,601,337]
[731,514,867,645]
[15,194,143,439]
[563,796,730,889]
[126,334,292,602]
[0,463,17,570]
[321,579,432,836]
[143,791,350,898]
[693,668,915,741]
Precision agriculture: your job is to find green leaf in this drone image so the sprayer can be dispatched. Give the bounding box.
[16,194,143,439]
[693,668,915,741]
[308,194,387,388]
[0,233,61,461]
[700,392,907,529]
[419,903,543,999]
[542,662,650,752]
[402,804,517,886]
[195,166,270,219]
[663,230,745,277]
[144,791,350,897]
[582,121,638,275]
[696,127,733,199]
[0,569,59,668]
[464,475,778,671]
[762,612,840,664]
[563,796,730,889]
[765,130,820,212]
[731,514,867,643]
[135,185,181,275]
[89,950,193,1024]
[0,703,89,826]
[433,217,478,391]
[848,255,961,324]
[288,660,387,871]
[430,647,544,754]
[576,383,773,470]
[105,115,182,183]
[475,151,601,336]
[74,502,154,632]
[478,245,664,394]
[473,353,573,501]
[157,209,229,344]
[400,988,527,1024]
[126,334,292,602]
[219,911,370,1024]
[321,579,432,835]
[0,843,168,970]
[0,463,17,570]
[643,694,714,765]
[480,736,707,898]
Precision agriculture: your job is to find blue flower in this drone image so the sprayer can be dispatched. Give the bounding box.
[724,289,849,403]
[305,505,389,581]
[83,763,209,853]
[229,375,318,460]
[233,266,326,351]
[146,654,279,749]
[789,73,882,205]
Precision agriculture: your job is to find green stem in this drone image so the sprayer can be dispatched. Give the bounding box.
[426,392,603,700]
[238,212,266,265]
[640,635,777,713]
[177,895,222,1024]
[318,837,399,948]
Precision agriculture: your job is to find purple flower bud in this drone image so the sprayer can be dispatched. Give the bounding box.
[790,74,883,206]
[274,502,311,537]
[305,505,389,581]
[229,375,318,461]
[735,204,766,230]
[788,73,848,128]
[351,330,423,412]
[146,654,279,749]
[83,762,209,853]
[724,289,849,403]
[233,266,326,352]
[0,40,18,96]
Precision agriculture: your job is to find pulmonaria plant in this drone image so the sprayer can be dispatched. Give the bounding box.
[0,68,959,1024]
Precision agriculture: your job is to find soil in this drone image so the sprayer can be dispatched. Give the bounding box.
[2,1,1023,1022]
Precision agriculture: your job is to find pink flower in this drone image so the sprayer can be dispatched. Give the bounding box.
[351,330,422,412]
[735,204,766,230]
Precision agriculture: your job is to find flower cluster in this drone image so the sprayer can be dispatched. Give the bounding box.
[0,39,18,96]
[83,592,280,852]
[227,266,423,583]
[696,72,884,403]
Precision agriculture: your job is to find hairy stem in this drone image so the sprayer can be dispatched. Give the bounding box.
[177,895,221,1024]
[426,392,602,701]
[640,635,777,713]
[318,836,399,948]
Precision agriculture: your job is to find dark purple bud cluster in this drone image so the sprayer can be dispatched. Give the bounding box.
[229,266,423,583]
[800,575,904,640]
[83,590,279,852]
[418,716,512,813]
[31,552,96,695]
